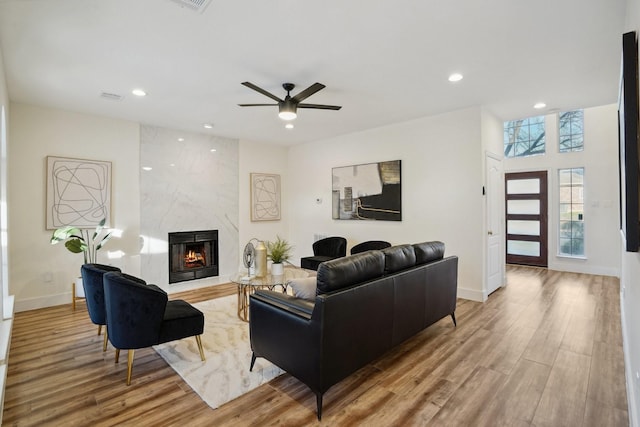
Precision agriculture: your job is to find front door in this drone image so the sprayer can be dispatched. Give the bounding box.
[505,171,548,267]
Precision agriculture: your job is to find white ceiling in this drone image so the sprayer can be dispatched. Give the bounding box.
[0,0,627,146]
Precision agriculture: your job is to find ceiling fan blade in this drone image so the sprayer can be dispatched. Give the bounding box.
[241,82,283,102]
[238,103,278,107]
[291,83,326,103]
[298,103,342,110]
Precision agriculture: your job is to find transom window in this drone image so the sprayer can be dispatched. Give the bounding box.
[558,167,585,257]
[504,116,546,158]
[558,109,584,152]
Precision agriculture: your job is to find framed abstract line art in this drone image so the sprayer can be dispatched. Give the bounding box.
[332,159,402,221]
[46,156,112,229]
[250,173,281,221]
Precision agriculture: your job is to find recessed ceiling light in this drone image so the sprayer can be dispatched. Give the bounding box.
[203,123,213,129]
[448,73,463,82]
[285,123,294,129]
[142,166,152,171]
[169,163,175,167]
[534,102,547,109]
[210,149,217,153]
[132,88,147,97]
[178,137,185,142]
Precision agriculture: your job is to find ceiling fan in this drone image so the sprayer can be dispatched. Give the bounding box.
[238,82,342,121]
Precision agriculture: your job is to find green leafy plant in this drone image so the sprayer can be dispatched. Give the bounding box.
[266,236,293,264]
[50,218,112,264]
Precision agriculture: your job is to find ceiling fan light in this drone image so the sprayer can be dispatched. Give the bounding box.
[279,100,297,120]
[278,111,297,120]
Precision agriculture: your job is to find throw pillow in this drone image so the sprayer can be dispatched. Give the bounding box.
[288,277,317,301]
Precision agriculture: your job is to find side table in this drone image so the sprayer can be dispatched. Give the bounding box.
[231,266,314,321]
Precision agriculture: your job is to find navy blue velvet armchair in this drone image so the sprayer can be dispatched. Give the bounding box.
[103,271,206,385]
[80,263,122,351]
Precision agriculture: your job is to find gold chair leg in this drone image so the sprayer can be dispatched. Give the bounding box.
[72,282,76,311]
[103,326,108,352]
[126,350,135,386]
[115,348,120,363]
[98,325,102,336]
[195,335,205,361]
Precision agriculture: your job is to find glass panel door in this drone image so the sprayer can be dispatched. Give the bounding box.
[505,171,548,267]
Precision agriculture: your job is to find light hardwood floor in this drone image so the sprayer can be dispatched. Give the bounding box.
[3,266,628,426]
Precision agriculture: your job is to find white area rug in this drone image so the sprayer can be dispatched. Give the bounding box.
[153,295,283,409]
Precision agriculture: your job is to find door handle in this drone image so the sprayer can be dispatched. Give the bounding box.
[488,230,493,235]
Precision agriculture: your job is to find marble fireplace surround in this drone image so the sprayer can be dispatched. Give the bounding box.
[140,125,239,290]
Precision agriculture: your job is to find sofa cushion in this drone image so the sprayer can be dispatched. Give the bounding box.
[382,244,416,273]
[316,250,385,294]
[413,241,445,265]
[288,277,317,301]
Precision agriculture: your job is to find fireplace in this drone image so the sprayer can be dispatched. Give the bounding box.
[168,230,219,284]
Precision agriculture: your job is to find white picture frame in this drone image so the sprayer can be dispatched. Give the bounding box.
[250,173,281,221]
[46,156,112,229]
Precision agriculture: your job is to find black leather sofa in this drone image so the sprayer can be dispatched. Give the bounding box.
[249,241,458,419]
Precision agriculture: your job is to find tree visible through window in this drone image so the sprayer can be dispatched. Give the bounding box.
[504,116,545,158]
[559,110,584,152]
[559,167,584,257]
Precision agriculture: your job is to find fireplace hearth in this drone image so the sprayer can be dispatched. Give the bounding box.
[168,230,219,284]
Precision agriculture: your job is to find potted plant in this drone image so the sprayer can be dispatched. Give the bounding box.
[50,218,113,299]
[266,236,293,276]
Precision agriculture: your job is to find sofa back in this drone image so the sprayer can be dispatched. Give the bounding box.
[316,241,445,294]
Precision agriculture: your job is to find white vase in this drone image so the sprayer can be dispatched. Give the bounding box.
[75,277,85,298]
[271,262,284,276]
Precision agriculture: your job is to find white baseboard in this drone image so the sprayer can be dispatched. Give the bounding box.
[14,276,235,312]
[14,292,71,312]
[621,290,638,427]
[457,286,485,302]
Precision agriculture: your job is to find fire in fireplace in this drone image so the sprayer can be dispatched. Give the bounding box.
[168,230,219,284]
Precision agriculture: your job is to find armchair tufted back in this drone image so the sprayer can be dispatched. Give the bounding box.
[80,263,122,326]
[103,272,168,349]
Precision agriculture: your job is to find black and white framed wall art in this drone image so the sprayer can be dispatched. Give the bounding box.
[332,160,401,221]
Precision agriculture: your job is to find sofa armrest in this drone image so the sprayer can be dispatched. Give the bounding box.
[251,290,314,320]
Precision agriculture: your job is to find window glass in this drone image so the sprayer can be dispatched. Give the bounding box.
[558,110,584,152]
[558,167,585,257]
[504,115,546,158]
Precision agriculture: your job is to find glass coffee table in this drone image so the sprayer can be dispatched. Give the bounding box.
[231,265,315,321]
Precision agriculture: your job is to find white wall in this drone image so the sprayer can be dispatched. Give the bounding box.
[8,103,141,311]
[503,104,620,276]
[622,1,640,424]
[238,139,289,268]
[0,44,10,320]
[287,107,485,301]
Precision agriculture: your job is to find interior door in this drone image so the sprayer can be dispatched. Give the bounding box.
[505,171,548,267]
[486,153,504,295]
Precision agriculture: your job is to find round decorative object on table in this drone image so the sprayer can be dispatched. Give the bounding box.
[231,265,315,321]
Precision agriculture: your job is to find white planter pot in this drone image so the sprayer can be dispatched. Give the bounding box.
[271,263,284,276]
[75,277,85,298]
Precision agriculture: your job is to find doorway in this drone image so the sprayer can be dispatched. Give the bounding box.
[505,171,548,267]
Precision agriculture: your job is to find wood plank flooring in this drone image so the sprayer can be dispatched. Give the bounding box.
[2,266,628,426]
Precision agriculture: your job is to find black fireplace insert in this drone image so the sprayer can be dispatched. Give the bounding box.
[168,230,219,284]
